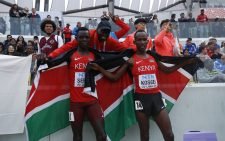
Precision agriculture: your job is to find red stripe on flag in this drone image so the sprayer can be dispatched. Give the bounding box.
[158,70,189,100]
[25,66,70,115]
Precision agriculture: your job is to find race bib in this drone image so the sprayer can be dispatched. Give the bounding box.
[74,72,85,87]
[135,100,143,110]
[138,74,158,89]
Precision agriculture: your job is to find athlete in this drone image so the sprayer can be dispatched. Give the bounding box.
[90,30,195,141]
[67,27,106,141]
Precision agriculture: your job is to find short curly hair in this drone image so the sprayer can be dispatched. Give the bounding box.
[40,20,56,33]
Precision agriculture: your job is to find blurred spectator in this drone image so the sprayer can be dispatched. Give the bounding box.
[9,4,21,35]
[212,17,224,37]
[5,44,19,56]
[16,41,25,56]
[186,13,196,37]
[100,11,110,21]
[9,38,17,48]
[54,16,61,35]
[214,55,225,73]
[16,35,27,47]
[207,41,216,57]
[211,47,222,60]
[196,59,225,83]
[33,36,39,52]
[72,22,82,37]
[3,35,12,47]
[46,15,51,20]
[209,37,220,49]
[122,18,152,51]
[28,8,41,35]
[178,13,188,38]
[20,7,30,35]
[128,18,135,34]
[196,9,208,37]
[85,18,96,29]
[148,14,159,38]
[0,42,4,54]
[170,14,178,35]
[183,48,190,57]
[183,38,197,56]
[220,41,225,54]
[63,23,72,43]
[196,45,211,62]
[0,17,6,34]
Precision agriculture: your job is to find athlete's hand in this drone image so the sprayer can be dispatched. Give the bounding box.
[89,63,101,71]
[109,12,119,21]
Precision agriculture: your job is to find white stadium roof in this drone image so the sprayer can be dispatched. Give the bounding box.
[0,0,185,17]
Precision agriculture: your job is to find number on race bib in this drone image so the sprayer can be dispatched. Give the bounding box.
[74,72,85,87]
[135,100,143,110]
[138,74,158,89]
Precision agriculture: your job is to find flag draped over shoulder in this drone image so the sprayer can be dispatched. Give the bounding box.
[0,55,31,134]
[25,49,203,141]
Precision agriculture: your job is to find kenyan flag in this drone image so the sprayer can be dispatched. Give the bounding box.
[25,62,192,141]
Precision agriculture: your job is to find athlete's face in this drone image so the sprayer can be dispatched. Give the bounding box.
[134,32,148,52]
[97,28,110,41]
[44,24,54,34]
[77,30,90,49]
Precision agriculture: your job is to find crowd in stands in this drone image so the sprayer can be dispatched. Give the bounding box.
[1,7,225,83]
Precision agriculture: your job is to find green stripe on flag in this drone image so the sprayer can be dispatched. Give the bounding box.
[104,91,137,141]
[26,99,70,141]
[165,99,174,113]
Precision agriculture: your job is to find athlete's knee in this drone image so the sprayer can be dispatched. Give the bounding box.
[96,133,107,141]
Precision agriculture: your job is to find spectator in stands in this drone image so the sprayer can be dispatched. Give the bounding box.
[128,18,135,34]
[214,55,225,73]
[196,9,208,37]
[5,44,19,56]
[209,37,220,49]
[0,17,6,34]
[211,47,222,60]
[183,38,197,56]
[8,38,17,48]
[16,41,25,56]
[3,35,12,47]
[85,18,95,30]
[154,19,179,56]
[20,7,30,35]
[63,23,72,43]
[170,14,178,36]
[24,42,37,84]
[28,8,41,35]
[46,15,51,20]
[100,11,110,21]
[220,41,225,54]
[54,16,61,35]
[33,36,39,53]
[196,45,211,62]
[212,17,224,37]
[122,18,152,51]
[72,22,82,38]
[207,41,216,57]
[196,59,225,83]
[183,48,190,57]
[0,42,4,54]
[38,20,63,55]
[178,13,188,38]
[148,14,159,38]
[9,4,21,35]
[186,12,196,37]
[16,35,27,48]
